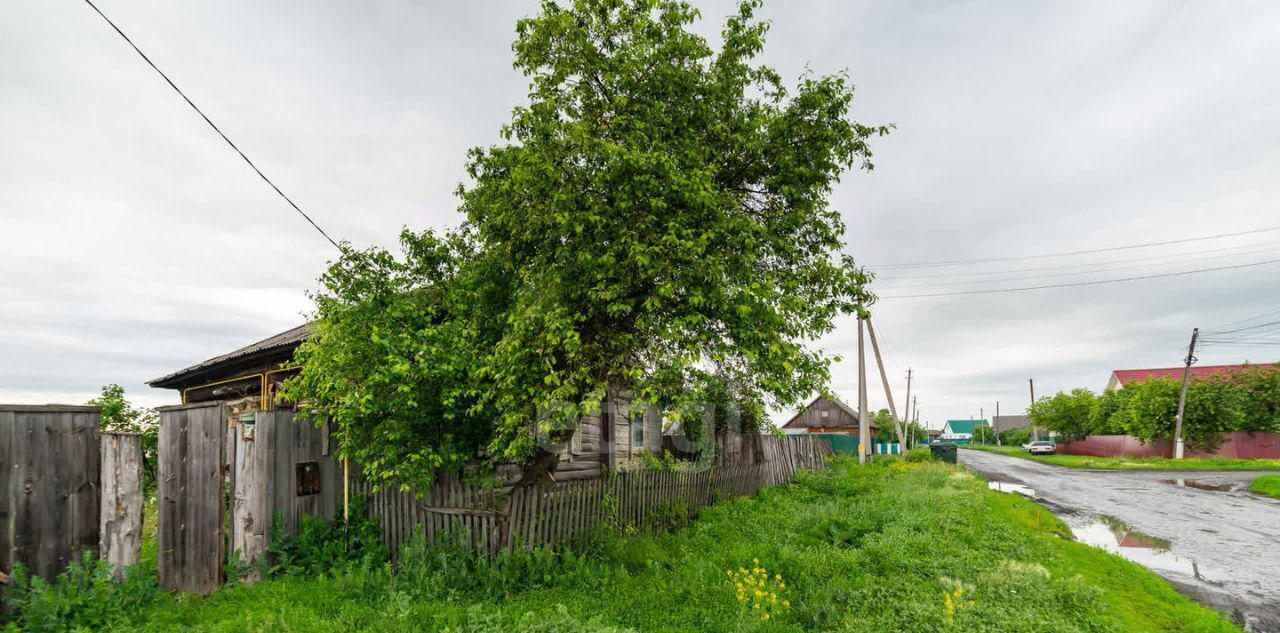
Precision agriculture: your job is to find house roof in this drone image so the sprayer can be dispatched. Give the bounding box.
[1110,362,1277,388]
[148,324,312,389]
[944,419,988,435]
[992,415,1030,432]
[782,395,869,429]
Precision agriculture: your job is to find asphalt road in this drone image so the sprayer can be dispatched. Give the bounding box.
[958,449,1280,632]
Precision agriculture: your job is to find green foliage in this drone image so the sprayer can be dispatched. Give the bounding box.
[970,425,998,444]
[1028,388,1097,442]
[114,459,1238,632]
[265,498,388,577]
[1250,474,1280,499]
[998,427,1031,447]
[1,553,160,632]
[904,446,934,463]
[283,0,883,488]
[871,409,896,442]
[86,384,159,491]
[1032,364,1280,450]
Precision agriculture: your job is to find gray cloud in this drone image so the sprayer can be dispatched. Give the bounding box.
[2,1,1278,420]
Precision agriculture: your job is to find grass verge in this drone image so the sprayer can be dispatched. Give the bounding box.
[964,443,1280,471]
[1250,474,1280,499]
[48,456,1237,632]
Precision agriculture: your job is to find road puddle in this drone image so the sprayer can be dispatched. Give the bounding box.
[1161,478,1234,492]
[1069,515,1226,585]
[987,481,1037,498]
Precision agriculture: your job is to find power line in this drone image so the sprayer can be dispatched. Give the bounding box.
[869,226,1280,270]
[878,257,1280,299]
[82,0,343,252]
[1203,308,1280,333]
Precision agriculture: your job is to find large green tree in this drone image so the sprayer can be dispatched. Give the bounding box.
[285,0,884,488]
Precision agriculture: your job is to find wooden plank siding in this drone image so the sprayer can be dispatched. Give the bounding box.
[0,406,101,583]
[157,402,225,595]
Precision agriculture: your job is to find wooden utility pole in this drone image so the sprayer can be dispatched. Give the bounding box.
[902,368,914,449]
[1029,378,1038,441]
[858,317,870,463]
[1173,328,1200,460]
[979,407,985,444]
[866,318,908,449]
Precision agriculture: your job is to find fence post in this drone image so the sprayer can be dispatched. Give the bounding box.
[231,418,267,584]
[100,432,143,581]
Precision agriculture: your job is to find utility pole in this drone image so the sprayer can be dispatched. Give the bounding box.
[913,396,919,445]
[858,317,870,464]
[902,368,913,450]
[1029,378,1038,442]
[979,407,985,444]
[1173,328,1200,460]
[866,318,908,449]
[995,401,1001,446]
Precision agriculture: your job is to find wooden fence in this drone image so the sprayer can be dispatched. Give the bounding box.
[0,405,101,582]
[361,434,831,557]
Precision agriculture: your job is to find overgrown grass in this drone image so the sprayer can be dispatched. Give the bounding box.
[1250,474,1280,499]
[965,444,1280,471]
[19,457,1229,632]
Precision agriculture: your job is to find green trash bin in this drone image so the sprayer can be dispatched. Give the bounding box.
[930,442,958,464]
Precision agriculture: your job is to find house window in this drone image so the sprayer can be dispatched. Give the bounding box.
[820,410,830,419]
[633,421,644,446]
[570,421,583,454]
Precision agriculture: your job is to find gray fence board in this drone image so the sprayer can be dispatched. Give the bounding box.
[0,405,100,582]
[157,403,225,595]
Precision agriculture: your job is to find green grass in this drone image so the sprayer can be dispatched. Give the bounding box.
[1250,474,1280,499]
[86,457,1238,632]
[964,443,1280,471]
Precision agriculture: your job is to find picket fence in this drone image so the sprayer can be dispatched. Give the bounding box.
[360,434,831,558]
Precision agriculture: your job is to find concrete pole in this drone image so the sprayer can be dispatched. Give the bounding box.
[902,368,913,449]
[1029,378,1038,442]
[1173,328,1200,460]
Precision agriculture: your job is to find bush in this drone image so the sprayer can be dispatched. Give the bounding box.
[904,446,934,463]
[265,496,387,577]
[2,552,160,632]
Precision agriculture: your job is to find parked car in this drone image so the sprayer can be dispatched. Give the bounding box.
[1026,441,1056,455]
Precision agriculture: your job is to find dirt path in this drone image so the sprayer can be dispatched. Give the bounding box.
[959,449,1280,632]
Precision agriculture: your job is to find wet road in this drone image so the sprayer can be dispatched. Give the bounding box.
[959,449,1280,631]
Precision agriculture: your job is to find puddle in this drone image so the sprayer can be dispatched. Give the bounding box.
[1161,479,1234,492]
[988,481,1037,498]
[1069,515,1226,585]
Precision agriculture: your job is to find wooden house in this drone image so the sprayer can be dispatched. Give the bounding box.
[780,395,876,436]
[147,324,661,475]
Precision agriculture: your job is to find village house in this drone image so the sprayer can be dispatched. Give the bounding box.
[1104,362,1279,391]
[147,324,662,476]
[780,395,877,436]
[939,419,989,445]
[991,414,1031,435]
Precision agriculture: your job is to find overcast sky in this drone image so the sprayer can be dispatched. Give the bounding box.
[3,1,1279,428]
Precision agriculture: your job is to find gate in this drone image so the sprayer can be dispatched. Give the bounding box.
[0,405,101,581]
[157,402,225,594]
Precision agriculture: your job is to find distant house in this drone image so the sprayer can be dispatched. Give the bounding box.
[1105,362,1278,392]
[781,395,877,437]
[940,419,988,445]
[148,324,661,473]
[992,415,1030,434]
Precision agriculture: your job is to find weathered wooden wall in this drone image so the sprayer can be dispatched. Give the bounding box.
[0,405,101,582]
[258,411,340,535]
[361,434,831,558]
[157,402,225,595]
[100,432,143,580]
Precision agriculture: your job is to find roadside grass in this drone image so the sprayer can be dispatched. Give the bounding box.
[84,456,1240,632]
[1250,474,1280,499]
[964,443,1280,471]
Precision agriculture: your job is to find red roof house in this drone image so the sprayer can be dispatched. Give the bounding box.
[1105,362,1278,391]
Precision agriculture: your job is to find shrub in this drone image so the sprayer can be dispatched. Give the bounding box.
[905,446,934,463]
[2,553,160,632]
[265,496,387,577]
